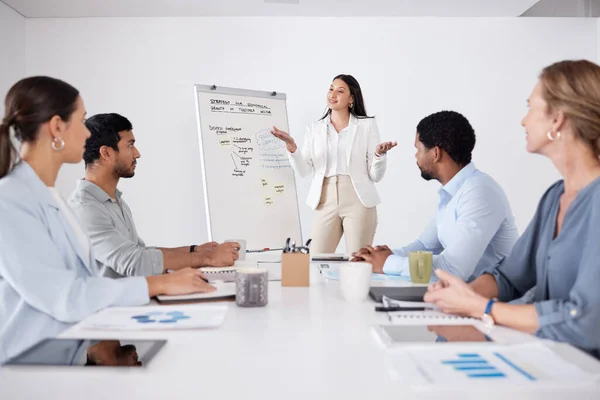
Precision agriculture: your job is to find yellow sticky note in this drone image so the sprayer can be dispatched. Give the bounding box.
[274,184,284,194]
[264,196,274,206]
[261,178,269,187]
[220,139,231,147]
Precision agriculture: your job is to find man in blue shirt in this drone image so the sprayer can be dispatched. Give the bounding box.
[353,111,519,282]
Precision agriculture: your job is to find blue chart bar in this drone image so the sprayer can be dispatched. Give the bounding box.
[442,360,488,365]
[454,366,497,371]
[494,352,537,381]
[468,372,506,378]
[441,353,507,379]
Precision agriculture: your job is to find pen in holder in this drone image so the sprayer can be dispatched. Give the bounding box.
[281,238,311,287]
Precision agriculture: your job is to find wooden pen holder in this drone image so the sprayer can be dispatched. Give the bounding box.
[281,253,310,287]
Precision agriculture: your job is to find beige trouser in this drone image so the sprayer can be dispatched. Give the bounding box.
[310,175,378,254]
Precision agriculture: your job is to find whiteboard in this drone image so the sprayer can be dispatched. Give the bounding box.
[194,85,302,250]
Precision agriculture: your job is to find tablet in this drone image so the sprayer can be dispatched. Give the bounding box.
[369,286,427,302]
[374,325,493,346]
[3,338,166,368]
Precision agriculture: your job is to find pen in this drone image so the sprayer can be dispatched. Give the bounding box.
[375,306,426,312]
[246,247,285,253]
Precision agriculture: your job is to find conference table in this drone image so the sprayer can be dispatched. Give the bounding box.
[1,258,599,399]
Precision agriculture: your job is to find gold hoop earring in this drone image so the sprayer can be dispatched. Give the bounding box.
[547,131,561,141]
[51,137,65,151]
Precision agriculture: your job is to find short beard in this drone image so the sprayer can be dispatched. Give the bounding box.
[114,163,135,179]
[418,166,435,181]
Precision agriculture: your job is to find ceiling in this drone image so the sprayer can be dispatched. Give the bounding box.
[1,0,544,18]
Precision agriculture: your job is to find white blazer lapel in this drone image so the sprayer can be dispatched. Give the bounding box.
[320,119,328,170]
[346,115,359,166]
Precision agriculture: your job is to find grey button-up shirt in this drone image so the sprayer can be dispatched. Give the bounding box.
[68,180,164,278]
[491,178,600,359]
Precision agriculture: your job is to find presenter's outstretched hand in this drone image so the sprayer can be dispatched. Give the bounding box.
[376,141,398,156]
[271,126,297,153]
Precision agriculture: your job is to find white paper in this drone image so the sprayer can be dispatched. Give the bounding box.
[382,295,439,309]
[321,269,411,281]
[74,304,228,331]
[389,343,598,388]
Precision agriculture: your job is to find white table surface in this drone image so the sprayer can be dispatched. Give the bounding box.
[1,260,599,400]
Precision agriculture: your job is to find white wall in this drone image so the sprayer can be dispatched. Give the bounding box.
[25,17,596,251]
[0,2,25,116]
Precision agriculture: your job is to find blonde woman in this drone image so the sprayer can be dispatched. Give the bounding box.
[424,60,600,359]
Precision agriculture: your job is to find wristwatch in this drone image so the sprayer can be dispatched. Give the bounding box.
[481,299,496,328]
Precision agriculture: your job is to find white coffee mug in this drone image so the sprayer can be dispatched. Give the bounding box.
[339,262,372,302]
[226,239,246,260]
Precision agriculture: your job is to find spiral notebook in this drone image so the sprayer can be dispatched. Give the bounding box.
[388,310,476,326]
[199,263,282,282]
[199,267,237,282]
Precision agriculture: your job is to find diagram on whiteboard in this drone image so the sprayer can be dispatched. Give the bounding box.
[208,102,291,178]
[195,85,302,249]
[256,128,290,171]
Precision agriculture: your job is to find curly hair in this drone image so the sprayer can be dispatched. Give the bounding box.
[416,111,476,166]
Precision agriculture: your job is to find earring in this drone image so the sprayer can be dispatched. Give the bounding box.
[349,103,354,109]
[547,130,562,141]
[51,137,65,151]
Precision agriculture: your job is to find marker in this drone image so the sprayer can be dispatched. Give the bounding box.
[246,247,285,253]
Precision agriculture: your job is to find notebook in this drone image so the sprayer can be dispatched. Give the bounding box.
[199,267,237,282]
[156,282,236,304]
[199,263,282,282]
[387,310,476,325]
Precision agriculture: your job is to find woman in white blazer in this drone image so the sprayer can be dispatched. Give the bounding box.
[0,77,214,363]
[272,74,397,254]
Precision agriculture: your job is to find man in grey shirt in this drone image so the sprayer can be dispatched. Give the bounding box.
[68,113,238,278]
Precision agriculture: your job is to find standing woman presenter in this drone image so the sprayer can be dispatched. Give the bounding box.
[271,74,396,254]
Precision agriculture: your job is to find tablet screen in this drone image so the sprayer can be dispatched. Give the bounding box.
[3,338,166,368]
[380,325,493,344]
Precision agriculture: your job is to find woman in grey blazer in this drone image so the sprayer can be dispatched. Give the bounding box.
[0,77,215,363]
[424,60,600,359]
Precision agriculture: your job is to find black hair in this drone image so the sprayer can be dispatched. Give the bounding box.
[0,76,79,178]
[83,113,133,167]
[416,111,476,166]
[321,74,373,120]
